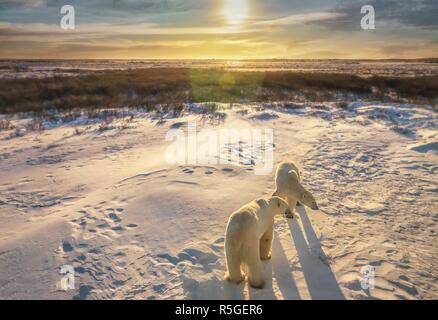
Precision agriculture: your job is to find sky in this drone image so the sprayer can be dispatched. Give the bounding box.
[0,0,437,59]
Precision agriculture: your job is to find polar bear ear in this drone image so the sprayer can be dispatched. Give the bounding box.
[288,170,299,181]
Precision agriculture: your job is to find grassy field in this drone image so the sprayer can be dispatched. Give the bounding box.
[0,68,437,114]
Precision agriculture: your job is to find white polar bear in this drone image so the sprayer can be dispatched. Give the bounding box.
[272,161,319,219]
[224,196,289,289]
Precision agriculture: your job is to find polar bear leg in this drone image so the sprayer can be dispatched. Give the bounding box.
[245,242,265,289]
[285,196,297,219]
[260,223,274,260]
[224,241,245,284]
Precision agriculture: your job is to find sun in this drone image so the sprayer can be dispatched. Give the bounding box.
[224,0,247,25]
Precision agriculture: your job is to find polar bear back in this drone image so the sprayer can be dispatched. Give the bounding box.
[273,161,305,200]
[226,199,271,241]
[275,161,301,188]
[275,161,301,182]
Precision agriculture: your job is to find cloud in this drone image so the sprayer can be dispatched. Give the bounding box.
[254,11,347,26]
[0,0,46,9]
[326,0,438,30]
[0,21,258,37]
[0,0,203,11]
[378,41,438,58]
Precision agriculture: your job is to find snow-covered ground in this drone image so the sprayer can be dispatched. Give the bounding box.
[0,102,436,300]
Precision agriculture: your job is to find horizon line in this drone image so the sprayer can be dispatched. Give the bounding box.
[1,57,438,61]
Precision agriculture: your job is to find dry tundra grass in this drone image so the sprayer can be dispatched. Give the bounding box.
[0,68,437,114]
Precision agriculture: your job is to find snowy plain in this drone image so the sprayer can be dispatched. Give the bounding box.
[0,101,436,300]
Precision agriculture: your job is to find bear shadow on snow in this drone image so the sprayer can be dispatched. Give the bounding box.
[247,232,300,300]
[249,206,344,300]
[287,206,345,300]
[182,206,344,300]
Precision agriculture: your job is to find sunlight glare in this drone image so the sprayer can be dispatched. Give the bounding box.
[224,0,247,25]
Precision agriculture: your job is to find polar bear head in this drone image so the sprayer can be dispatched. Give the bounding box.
[299,190,319,210]
[267,196,289,215]
[288,170,319,210]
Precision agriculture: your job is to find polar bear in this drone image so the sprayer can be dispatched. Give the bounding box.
[272,161,319,219]
[224,196,289,289]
